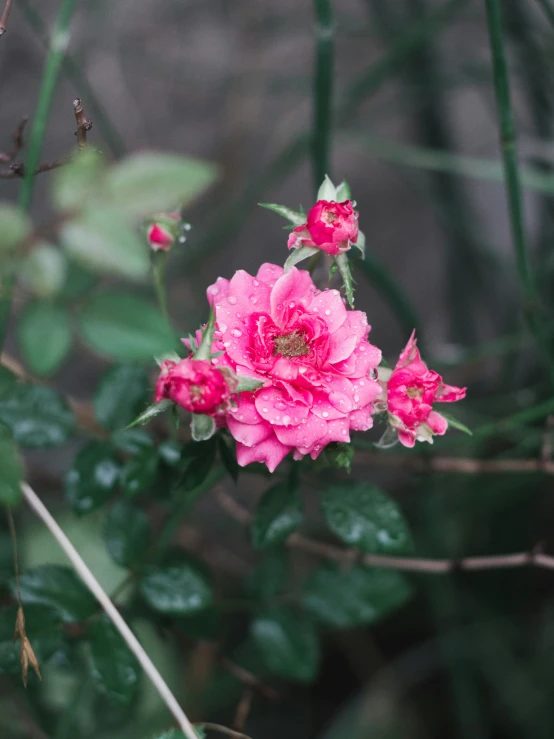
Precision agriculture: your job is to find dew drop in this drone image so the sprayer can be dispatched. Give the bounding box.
[354,394,360,403]
[282,415,291,425]
[231,329,242,338]
[299,367,307,374]
[289,301,295,308]
[324,309,331,316]
[218,323,228,333]
[223,341,231,347]
[263,407,268,413]
[249,295,258,304]
[228,296,237,305]
[211,286,220,295]
[253,280,259,286]
[322,411,329,418]
[341,429,347,435]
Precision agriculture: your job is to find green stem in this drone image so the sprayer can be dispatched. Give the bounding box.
[19,0,80,213]
[535,0,554,26]
[483,0,554,385]
[312,0,334,191]
[152,254,169,321]
[16,0,125,158]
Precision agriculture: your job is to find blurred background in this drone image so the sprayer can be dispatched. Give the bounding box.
[2,0,554,737]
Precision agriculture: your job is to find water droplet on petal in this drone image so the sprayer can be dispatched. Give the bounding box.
[341,429,347,435]
[249,295,258,304]
[289,301,295,308]
[253,280,259,286]
[263,407,268,413]
[322,411,329,418]
[211,286,220,295]
[325,309,331,316]
[218,323,228,333]
[282,415,291,425]
[228,296,237,305]
[231,329,242,338]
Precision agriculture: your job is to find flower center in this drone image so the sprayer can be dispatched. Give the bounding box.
[273,330,309,358]
[406,387,423,400]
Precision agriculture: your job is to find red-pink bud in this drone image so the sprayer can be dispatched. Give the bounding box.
[146,213,180,252]
[287,199,359,256]
[155,358,230,415]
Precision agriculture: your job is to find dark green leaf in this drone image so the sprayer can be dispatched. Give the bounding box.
[15,565,97,623]
[217,433,238,483]
[322,482,412,555]
[93,364,151,431]
[324,442,355,473]
[251,608,320,682]
[251,483,302,549]
[159,439,182,467]
[247,551,289,601]
[112,428,153,454]
[61,206,151,281]
[258,202,306,225]
[302,563,413,629]
[58,259,97,300]
[139,559,213,616]
[106,152,218,218]
[0,385,75,448]
[0,605,63,676]
[120,447,159,497]
[88,615,141,705]
[0,366,16,400]
[0,429,23,506]
[179,439,217,491]
[78,291,176,361]
[65,442,121,515]
[284,245,320,273]
[17,301,72,377]
[104,499,150,568]
[442,411,473,436]
[191,413,215,442]
[125,399,172,429]
[176,608,221,641]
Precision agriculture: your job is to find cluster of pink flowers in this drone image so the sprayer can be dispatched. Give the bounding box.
[154,189,467,471]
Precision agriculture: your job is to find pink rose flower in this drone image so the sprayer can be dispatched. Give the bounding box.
[147,213,180,252]
[206,264,382,472]
[155,358,230,416]
[385,331,466,448]
[287,200,359,256]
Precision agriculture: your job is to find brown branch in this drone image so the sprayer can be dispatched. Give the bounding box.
[0,117,28,164]
[73,98,92,150]
[195,722,253,739]
[356,450,554,476]
[216,489,554,574]
[0,158,67,179]
[0,0,13,37]
[233,689,253,732]
[219,657,279,700]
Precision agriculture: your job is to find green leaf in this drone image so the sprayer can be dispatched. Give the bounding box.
[19,243,67,297]
[336,253,355,308]
[94,364,151,431]
[194,309,215,361]
[106,152,218,218]
[88,615,141,705]
[78,291,176,361]
[442,411,473,436]
[104,500,150,568]
[284,245,319,273]
[0,202,31,252]
[61,206,151,281]
[179,438,217,491]
[120,447,159,497]
[236,375,265,393]
[17,301,72,377]
[321,482,412,555]
[0,366,16,400]
[139,559,213,616]
[112,428,153,454]
[335,180,352,201]
[0,430,23,506]
[247,551,288,601]
[251,608,320,682]
[0,385,75,448]
[324,442,354,473]
[58,259,97,300]
[65,442,121,515]
[125,399,172,429]
[53,148,106,211]
[15,565,97,623]
[0,605,63,676]
[317,175,337,201]
[258,202,306,226]
[251,482,302,549]
[217,433,238,483]
[302,563,413,629]
[191,413,216,442]
[352,228,365,257]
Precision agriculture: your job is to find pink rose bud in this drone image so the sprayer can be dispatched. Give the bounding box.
[384,331,466,448]
[155,358,230,416]
[146,213,180,252]
[287,199,359,256]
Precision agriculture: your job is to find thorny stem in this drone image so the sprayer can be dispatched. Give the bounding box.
[20,481,200,739]
[72,97,91,150]
[0,0,13,36]
[19,0,79,212]
[484,0,554,386]
[216,489,554,574]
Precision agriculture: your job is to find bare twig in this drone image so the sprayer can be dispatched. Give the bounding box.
[233,690,253,732]
[72,97,92,150]
[20,481,200,739]
[0,117,28,164]
[0,157,67,179]
[220,657,279,700]
[216,489,554,574]
[0,0,13,37]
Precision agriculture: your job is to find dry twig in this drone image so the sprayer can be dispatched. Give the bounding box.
[216,489,554,574]
[73,97,92,150]
[0,0,13,37]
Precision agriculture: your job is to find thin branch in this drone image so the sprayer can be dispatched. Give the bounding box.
[216,489,554,574]
[72,97,92,150]
[0,157,67,179]
[219,657,279,700]
[0,0,13,37]
[20,481,199,739]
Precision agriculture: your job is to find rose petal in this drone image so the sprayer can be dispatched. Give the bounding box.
[274,412,328,449]
[308,289,346,334]
[270,267,316,328]
[255,387,309,426]
[227,417,273,447]
[256,263,284,286]
[236,437,292,472]
[207,277,230,306]
[228,270,271,313]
